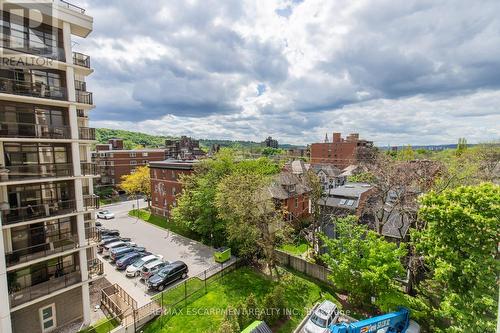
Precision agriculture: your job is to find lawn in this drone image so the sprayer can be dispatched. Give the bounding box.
[143,267,339,333]
[279,238,310,256]
[78,317,119,333]
[129,209,201,241]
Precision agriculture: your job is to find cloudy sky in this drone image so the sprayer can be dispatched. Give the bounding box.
[76,0,500,146]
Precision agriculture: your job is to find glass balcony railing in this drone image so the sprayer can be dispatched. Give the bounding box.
[1,199,77,225]
[5,234,79,267]
[0,163,73,182]
[75,90,93,105]
[83,195,99,210]
[0,77,67,100]
[80,162,98,176]
[79,127,96,140]
[9,270,81,308]
[0,122,71,139]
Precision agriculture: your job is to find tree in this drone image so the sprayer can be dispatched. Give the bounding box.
[172,149,280,246]
[217,306,240,333]
[321,216,407,310]
[120,166,151,208]
[412,183,499,332]
[216,172,289,279]
[361,154,443,234]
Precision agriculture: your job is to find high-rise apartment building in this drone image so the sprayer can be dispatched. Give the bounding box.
[0,1,102,332]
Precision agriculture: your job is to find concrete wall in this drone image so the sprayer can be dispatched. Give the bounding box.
[11,287,83,333]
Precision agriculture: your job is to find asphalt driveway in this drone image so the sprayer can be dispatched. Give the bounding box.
[96,200,218,306]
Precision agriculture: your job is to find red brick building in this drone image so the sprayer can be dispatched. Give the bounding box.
[149,160,197,216]
[92,139,164,188]
[310,132,373,169]
[269,172,311,222]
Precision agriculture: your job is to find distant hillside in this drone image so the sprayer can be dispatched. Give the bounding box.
[96,128,300,150]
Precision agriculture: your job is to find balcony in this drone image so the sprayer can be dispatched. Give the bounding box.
[0,33,66,62]
[81,162,98,176]
[77,109,88,118]
[60,0,86,14]
[0,163,73,182]
[88,259,104,278]
[83,195,99,210]
[5,234,79,268]
[0,122,71,139]
[73,52,91,68]
[84,226,101,245]
[9,270,82,308]
[1,199,77,225]
[0,77,67,101]
[74,80,87,92]
[79,127,96,140]
[75,91,93,105]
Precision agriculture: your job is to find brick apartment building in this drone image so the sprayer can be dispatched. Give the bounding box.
[310,132,373,169]
[164,136,205,160]
[149,160,197,217]
[92,139,164,188]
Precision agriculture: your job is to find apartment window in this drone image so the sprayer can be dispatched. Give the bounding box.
[142,152,148,157]
[109,153,113,158]
[172,187,176,195]
[346,199,355,206]
[142,160,148,165]
[39,303,57,332]
[171,170,175,180]
[130,153,136,158]
[339,199,347,205]
[294,197,299,208]
[130,161,137,165]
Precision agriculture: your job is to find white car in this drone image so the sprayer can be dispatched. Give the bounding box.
[102,241,135,257]
[125,254,163,277]
[97,210,115,219]
[303,300,339,333]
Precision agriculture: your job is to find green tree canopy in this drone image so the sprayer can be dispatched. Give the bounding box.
[321,216,407,311]
[412,183,499,332]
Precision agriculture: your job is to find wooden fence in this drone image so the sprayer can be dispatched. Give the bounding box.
[275,249,333,284]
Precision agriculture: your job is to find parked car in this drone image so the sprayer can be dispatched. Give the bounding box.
[97,210,115,219]
[147,261,188,291]
[98,237,120,253]
[102,241,135,257]
[140,260,167,280]
[95,221,102,227]
[110,246,146,262]
[303,300,339,333]
[100,229,120,236]
[116,252,151,270]
[125,254,163,277]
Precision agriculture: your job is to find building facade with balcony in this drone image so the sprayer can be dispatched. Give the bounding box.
[0,2,101,333]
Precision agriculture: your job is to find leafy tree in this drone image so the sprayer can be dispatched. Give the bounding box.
[262,285,287,325]
[172,149,279,246]
[120,166,151,208]
[396,145,415,161]
[347,171,375,183]
[217,306,240,333]
[412,183,499,332]
[321,216,407,310]
[216,171,289,279]
[304,169,322,252]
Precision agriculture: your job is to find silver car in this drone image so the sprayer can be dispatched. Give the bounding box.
[303,300,339,333]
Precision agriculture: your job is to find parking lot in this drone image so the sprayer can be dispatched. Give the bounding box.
[96,200,222,306]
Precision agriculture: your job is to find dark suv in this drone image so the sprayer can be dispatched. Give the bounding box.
[147,261,188,291]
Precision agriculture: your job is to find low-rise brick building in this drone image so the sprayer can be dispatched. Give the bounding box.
[92,139,164,188]
[310,132,373,169]
[149,160,197,217]
[269,172,311,222]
